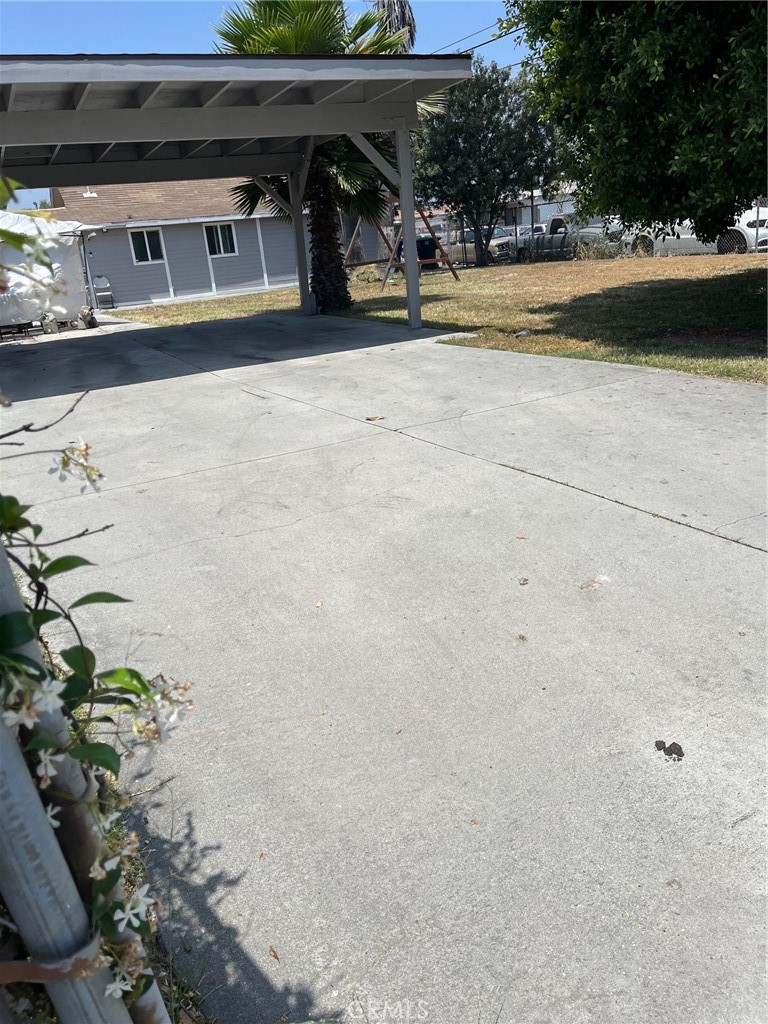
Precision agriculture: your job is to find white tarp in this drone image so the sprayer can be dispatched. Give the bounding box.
[0,210,90,325]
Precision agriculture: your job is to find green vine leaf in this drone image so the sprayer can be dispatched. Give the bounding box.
[30,608,62,629]
[61,674,90,709]
[0,612,35,648]
[70,592,131,609]
[23,728,64,751]
[0,651,47,681]
[69,741,121,777]
[60,645,97,679]
[40,555,95,579]
[97,667,153,699]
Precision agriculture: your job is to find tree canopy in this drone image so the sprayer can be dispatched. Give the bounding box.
[216,0,407,312]
[413,58,556,264]
[501,0,768,240]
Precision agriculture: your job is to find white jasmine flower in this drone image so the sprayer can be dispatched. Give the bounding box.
[2,703,38,731]
[105,973,133,998]
[114,904,142,933]
[126,884,153,922]
[36,748,65,785]
[45,804,61,829]
[89,860,107,880]
[31,676,65,714]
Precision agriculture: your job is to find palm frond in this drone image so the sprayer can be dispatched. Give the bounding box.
[215,0,346,54]
[230,178,292,223]
[344,10,408,54]
[369,0,416,53]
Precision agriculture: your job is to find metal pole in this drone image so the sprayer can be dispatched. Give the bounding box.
[530,184,536,263]
[394,126,421,330]
[0,550,171,1024]
[755,199,761,251]
[288,172,316,316]
[0,718,131,1023]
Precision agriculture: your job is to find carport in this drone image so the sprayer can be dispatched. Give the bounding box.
[0,52,471,327]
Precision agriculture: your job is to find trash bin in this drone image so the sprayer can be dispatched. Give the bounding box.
[416,235,437,269]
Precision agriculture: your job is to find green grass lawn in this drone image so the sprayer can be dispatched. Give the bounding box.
[115,254,767,382]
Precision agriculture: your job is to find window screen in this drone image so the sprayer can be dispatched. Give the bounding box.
[205,223,236,256]
[130,230,164,263]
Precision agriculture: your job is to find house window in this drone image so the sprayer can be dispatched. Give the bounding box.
[130,229,164,264]
[205,222,237,257]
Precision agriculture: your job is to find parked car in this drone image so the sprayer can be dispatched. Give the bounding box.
[628,206,767,256]
[627,220,715,257]
[442,226,513,265]
[716,207,767,254]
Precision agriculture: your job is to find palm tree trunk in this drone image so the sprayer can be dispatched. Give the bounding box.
[305,160,352,313]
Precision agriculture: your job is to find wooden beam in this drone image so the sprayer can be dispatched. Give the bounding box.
[297,136,314,201]
[135,82,164,108]
[94,142,116,162]
[221,138,259,157]
[252,175,292,218]
[257,81,298,106]
[138,140,166,160]
[348,132,400,189]
[182,139,213,159]
[11,152,303,188]
[0,102,419,146]
[198,81,232,107]
[71,83,92,110]
[1,84,16,113]
[311,80,356,105]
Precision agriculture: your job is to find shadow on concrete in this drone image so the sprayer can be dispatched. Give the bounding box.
[138,801,343,1024]
[0,300,453,404]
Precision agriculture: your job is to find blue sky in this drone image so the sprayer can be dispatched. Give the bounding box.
[2,1,527,208]
[0,1,526,63]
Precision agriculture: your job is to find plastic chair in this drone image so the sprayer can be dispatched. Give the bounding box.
[92,275,114,309]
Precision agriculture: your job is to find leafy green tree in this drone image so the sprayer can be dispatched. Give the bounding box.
[413,58,556,265]
[216,0,408,312]
[501,0,768,240]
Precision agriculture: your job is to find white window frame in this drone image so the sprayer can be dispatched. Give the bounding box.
[203,221,238,259]
[128,227,166,266]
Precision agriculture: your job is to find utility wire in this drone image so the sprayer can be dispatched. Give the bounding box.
[430,22,498,54]
[467,26,522,53]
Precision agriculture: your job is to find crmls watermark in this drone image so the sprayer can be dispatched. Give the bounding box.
[345,995,429,1021]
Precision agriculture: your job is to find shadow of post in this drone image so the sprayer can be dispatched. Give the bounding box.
[136,803,344,1024]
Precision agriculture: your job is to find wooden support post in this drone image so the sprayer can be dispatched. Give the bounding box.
[395,127,421,329]
[288,171,315,315]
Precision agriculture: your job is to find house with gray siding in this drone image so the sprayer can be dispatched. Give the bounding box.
[48,178,353,308]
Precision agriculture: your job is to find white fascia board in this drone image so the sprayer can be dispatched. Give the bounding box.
[0,54,471,86]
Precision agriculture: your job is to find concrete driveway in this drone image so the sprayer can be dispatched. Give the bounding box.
[2,313,765,1024]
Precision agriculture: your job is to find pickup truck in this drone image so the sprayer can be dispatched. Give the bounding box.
[522,215,624,260]
[441,226,513,265]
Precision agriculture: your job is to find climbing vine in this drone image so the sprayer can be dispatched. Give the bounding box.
[0,406,194,1022]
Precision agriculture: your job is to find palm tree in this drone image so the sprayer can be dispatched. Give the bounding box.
[370,0,416,53]
[215,0,408,313]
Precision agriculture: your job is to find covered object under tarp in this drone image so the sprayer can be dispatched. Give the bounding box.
[0,209,89,325]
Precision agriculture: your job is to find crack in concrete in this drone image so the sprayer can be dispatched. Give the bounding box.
[393,370,655,432]
[711,511,766,533]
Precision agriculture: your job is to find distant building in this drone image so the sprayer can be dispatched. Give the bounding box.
[49,179,310,308]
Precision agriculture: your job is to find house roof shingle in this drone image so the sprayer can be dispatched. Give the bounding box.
[49,178,264,226]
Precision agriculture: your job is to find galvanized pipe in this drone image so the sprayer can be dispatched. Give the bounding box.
[0,715,132,1023]
[0,549,170,1024]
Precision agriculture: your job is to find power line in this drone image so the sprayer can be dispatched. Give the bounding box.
[466,25,522,53]
[430,22,498,54]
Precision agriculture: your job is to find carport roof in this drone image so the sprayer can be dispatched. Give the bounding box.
[0,52,471,189]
